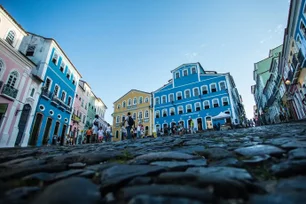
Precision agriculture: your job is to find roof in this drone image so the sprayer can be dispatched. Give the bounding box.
[0,5,27,34]
[113,89,151,104]
[27,32,82,78]
[170,62,201,73]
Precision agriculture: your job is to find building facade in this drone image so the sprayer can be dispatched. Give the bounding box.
[0,6,42,147]
[153,63,244,133]
[112,89,152,141]
[19,33,82,146]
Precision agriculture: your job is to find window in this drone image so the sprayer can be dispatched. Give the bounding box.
[177,92,182,100]
[178,106,183,114]
[122,101,126,108]
[133,112,136,119]
[169,93,174,102]
[162,95,166,104]
[68,97,72,106]
[213,99,219,108]
[145,110,149,118]
[138,111,143,119]
[204,100,210,109]
[60,62,65,72]
[66,69,71,79]
[191,67,197,74]
[30,88,35,97]
[195,102,201,111]
[61,91,66,102]
[225,111,230,115]
[128,98,132,106]
[53,85,59,96]
[155,97,160,105]
[300,21,306,38]
[162,109,167,117]
[52,52,58,65]
[5,30,15,45]
[211,84,217,92]
[117,104,120,109]
[7,71,18,88]
[170,107,175,116]
[186,104,192,113]
[83,115,86,123]
[145,97,149,103]
[183,69,188,76]
[133,97,137,105]
[193,88,199,97]
[139,97,143,104]
[184,90,191,98]
[175,72,180,79]
[219,81,226,90]
[0,60,4,77]
[201,85,208,94]
[155,111,160,118]
[26,45,35,56]
[122,116,125,122]
[222,97,229,106]
[44,78,51,91]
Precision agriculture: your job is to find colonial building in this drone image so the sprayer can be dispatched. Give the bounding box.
[94,96,108,128]
[18,33,82,146]
[84,90,97,129]
[112,89,152,141]
[0,6,42,147]
[153,63,244,132]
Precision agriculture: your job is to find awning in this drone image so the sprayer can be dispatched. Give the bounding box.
[212,112,231,120]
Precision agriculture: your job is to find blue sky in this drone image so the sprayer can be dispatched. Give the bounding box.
[1,0,290,123]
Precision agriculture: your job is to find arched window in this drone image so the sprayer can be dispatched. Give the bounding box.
[184,89,191,98]
[53,85,59,96]
[191,67,197,74]
[116,116,120,123]
[175,72,180,79]
[145,97,149,103]
[67,96,72,106]
[213,99,219,108]
[201,85,208,94]
[66,69,71,79]
[30,88,35,97]
[117,104,120,109]
[52,52,58,65]
[162,95,167,104]
[7,71,19,88]
[0,60,5,78]
[133,97,137,105]
[155,111,160,118]
[122,115,125,122]
[176,92,182,100]
[155,97,160,105]
[193,87,199,97]
[61,91,66,102]
[183,69,188,76]
[204,100,210,109]
[60,61,65,72]
[210,83,217,93]
[145,110,149,118]
[6,30,15,45]
[222,97,229,106]
[128,98,132,106]
[219,81,226,90]
[178,106,183,114]
[186,104,192,113]
[138,111,143,119]
[133,112,136,119]
[122,101,126,108]
[139,96,143,104]
[169,93,174,102]
[195,102,201,111]
[162,109,167,117]
[170,107,175,116]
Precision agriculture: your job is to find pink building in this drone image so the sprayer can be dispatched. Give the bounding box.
[0,6,42,147]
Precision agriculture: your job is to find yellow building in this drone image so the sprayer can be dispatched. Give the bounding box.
[112,89,153,141]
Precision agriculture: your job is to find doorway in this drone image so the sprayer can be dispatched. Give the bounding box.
[145,126,149,136]
[15,104,31,146]
[42,117,53,145]
[60,124,67,145]
[206,117,213,130]
[28,113,43,146]
[197,118,203,131]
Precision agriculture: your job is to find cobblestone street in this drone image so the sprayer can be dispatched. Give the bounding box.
[1,121,306,204]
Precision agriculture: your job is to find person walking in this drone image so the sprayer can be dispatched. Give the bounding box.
[106,123,112,142]
[98,127,104,143]
[136,124,141,139]
[92,115,99,143]
[85,127,92,144]
[125,112,135,140]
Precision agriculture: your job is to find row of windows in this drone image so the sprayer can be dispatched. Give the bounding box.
[155,81,227,105]
[51,51,76,85]
[155,97,229,118]
[44,78,73,106]
[115,110,150,123]
[175,66,197,79]
[117,97,149,109]
[73,109,86,124]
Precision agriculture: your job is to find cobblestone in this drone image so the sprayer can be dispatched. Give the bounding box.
[0,121,306,203]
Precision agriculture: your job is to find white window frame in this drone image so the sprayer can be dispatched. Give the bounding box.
[117,104,120,109]
[122,115,125,122]
[194,102,201,111]
[122,100,126,108]
[155,97,160,105]
[201,85,208,94]
[155,110,160,118]
[175,72,180,79]
[61,91,67,102]
[176,91,183,100]
[139,96,143,104]
[30,87,35,97]
[178,105,183,114]
[210,83,217,93]
[5,30,15,46]
[212,98,219,108]
[53,84,60,97]
[133,112,137,119]
[222,97,229,106]
[300,19,306,39]
[60,61,65,72]
[66,69,71,80]
[145,97,149,103]
[183,69,188,76]
[162,109,168,117]
[219,81,227,91]
[133,97,137,105]
[168,93,174,102]
[203,100,210,109]
[184,89,191,98]
[161,95,167,104]
[6,70,19,88]
[67,96,72,106]
[191,67,197,74]
[128,98,132,106]
[193,87,199,97]
[0,59,6,80]
[145,110,149,118]
[52,51,59,65]
[186,104,192,113]
[170,107,175,116]
[116,116,120,123]
[138,111,143,119]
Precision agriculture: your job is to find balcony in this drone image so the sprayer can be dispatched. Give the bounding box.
[71,114,81,123]
[1,84,18,99]
[51,95,61,106]
[41,89,51,100]
[66,106,72,113]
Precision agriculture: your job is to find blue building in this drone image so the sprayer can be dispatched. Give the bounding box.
[19,33,82,146]
[152,63,244,132]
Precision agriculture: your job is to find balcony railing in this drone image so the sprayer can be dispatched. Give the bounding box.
[1,84,18,99]
[297,49,305,66]
[292,54,299,70]
[41,89,51,99]
[72,114,81,123]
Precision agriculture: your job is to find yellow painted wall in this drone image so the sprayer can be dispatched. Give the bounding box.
[112,90,153,141]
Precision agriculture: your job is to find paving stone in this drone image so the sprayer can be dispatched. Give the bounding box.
[5,186,41,200]
[281,141,306,150]
[210,157,242,167]
[276,176,306,192]
[32,177,100,204]
[288,148,306,160]
[128,177,152,186]
[132,151,199,162]
[242,155,270,165]
[249,192,306,204]
[68,162,86,168]
[197,148,233,160]
[234,145,285,157]
[271,160,306,177]
[128,195,203,204]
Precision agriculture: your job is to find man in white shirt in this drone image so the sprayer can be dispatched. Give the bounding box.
[92,115,99,143]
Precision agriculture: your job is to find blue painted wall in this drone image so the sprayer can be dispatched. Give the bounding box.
[294,0,306,52]
[153,63,233,131]
[30,47,77,146]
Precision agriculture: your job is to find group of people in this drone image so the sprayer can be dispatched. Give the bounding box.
[157,120,196,137]
[84,115,112,144]
[121,112,146,140]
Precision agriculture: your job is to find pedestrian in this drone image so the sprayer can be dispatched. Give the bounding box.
[98,127,104,143]
[92,115,99,143]
[106,123,112,142]
[86,127,92,144]
[125,112,135,140]
[121,124,127,140]
[136,124,141,139]
[190,120,194,134]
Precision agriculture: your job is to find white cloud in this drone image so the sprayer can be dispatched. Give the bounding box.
[184,52,199,61]
[274,24,283,34]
